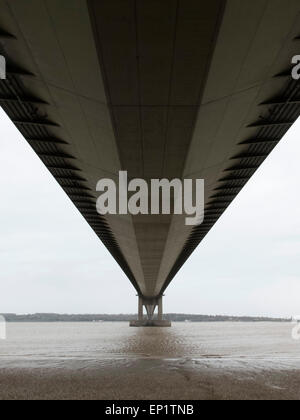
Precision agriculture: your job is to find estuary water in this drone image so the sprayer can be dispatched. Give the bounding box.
[0,322,300,399]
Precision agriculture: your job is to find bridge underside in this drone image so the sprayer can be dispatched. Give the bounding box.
[0,0,299,304]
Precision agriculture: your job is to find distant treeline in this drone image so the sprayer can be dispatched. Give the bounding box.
[0,313,290,323]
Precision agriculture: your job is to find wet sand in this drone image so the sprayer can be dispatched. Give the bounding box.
[1,358,300,400]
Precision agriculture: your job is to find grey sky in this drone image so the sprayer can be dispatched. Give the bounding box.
[0,107,299,317]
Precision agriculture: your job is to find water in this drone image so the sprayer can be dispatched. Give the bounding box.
[0,322,299,370]
[1,322,300,399]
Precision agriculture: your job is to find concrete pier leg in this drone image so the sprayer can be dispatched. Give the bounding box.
[138,296,143,321]
[145,304,156,320]
[130,296,171,327]
[158,297,163,321]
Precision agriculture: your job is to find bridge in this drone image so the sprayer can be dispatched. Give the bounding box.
[0,0,299,326]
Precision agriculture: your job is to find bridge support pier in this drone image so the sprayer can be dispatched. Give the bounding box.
[130,296,171,327]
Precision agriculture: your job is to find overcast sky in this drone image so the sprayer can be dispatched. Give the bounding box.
[0,107,299,317]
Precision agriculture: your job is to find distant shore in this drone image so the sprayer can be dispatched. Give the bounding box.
[0,313,290,323]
